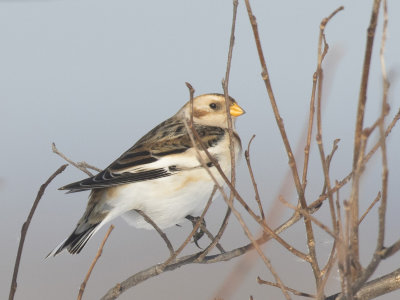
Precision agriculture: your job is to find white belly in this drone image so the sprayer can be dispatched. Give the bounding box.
[107,168,224,229]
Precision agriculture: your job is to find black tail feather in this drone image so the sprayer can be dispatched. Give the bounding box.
[48,224,98,257]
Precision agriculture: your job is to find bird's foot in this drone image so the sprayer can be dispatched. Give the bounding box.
[185,215,206,249]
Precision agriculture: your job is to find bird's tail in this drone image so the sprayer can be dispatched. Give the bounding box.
[47,223,100,257]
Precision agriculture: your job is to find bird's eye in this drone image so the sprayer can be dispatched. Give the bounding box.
[209,103,217,109]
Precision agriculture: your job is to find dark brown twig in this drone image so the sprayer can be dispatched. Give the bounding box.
[8,164,68,300]
[77,225,114,300]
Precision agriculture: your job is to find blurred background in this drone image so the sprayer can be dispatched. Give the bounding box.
[1,0,400,299]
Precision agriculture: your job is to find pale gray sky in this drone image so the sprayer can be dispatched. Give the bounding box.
[2,1,400,299]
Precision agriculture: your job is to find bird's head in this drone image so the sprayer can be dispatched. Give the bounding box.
[180,93,245,128]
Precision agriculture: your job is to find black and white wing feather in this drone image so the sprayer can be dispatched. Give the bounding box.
[59,118,225,193]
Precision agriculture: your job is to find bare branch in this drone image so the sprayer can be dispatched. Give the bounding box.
[352,0,389,294]
[381,239,400,259]
[325,268,400,300]
[8,164,68,300]
[78,225,114,300]
[358,192,381,225]
[350,0,382,273]
[245,135,265,221]
[257,276,316,298]
[52,143,95,176]
[279,196,335,239]
[363,108,400,164]
[353,0,382,167]
[197,221,225,253]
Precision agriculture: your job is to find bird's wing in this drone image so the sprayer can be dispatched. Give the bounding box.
[59,119,226,193]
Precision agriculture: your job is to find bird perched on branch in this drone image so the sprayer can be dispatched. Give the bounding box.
[49,93,245,256]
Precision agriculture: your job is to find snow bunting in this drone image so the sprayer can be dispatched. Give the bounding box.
[49,93,244,256]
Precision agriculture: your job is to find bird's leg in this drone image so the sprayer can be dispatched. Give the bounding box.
[185,215,206,248]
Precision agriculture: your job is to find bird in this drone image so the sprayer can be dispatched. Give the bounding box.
[48,93,245,256]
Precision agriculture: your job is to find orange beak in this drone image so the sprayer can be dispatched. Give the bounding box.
[230,102,245,117]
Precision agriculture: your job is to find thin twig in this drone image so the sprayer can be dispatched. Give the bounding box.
[343,200,352,299]
[222,0,238,200]
[352,0,389,294]
[353,0,382,168]
[197,222,225,253]
[315,6,344,221]
[363,108,400,164]
[358,192,381,225]
[245,135,265,221]
[8,164,68,300]
[185,82,195,126]
[244,0,306,226]
[200,0,239,265]
[76,161,102,173]
[310,7,344,293]
[211,0,239,261]
[135,210,174,256]
[317,252,338,299]
[381,238,400,259]
[257,277,316,298]
[279,196,335,238]
[52,143,95,177]
[335,189,347,297]
[350,0,382,275]
[77,225,114,300]
[351,0,388,294]
[321,139,340,195]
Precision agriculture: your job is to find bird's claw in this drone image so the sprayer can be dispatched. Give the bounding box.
[186,215,206,249]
